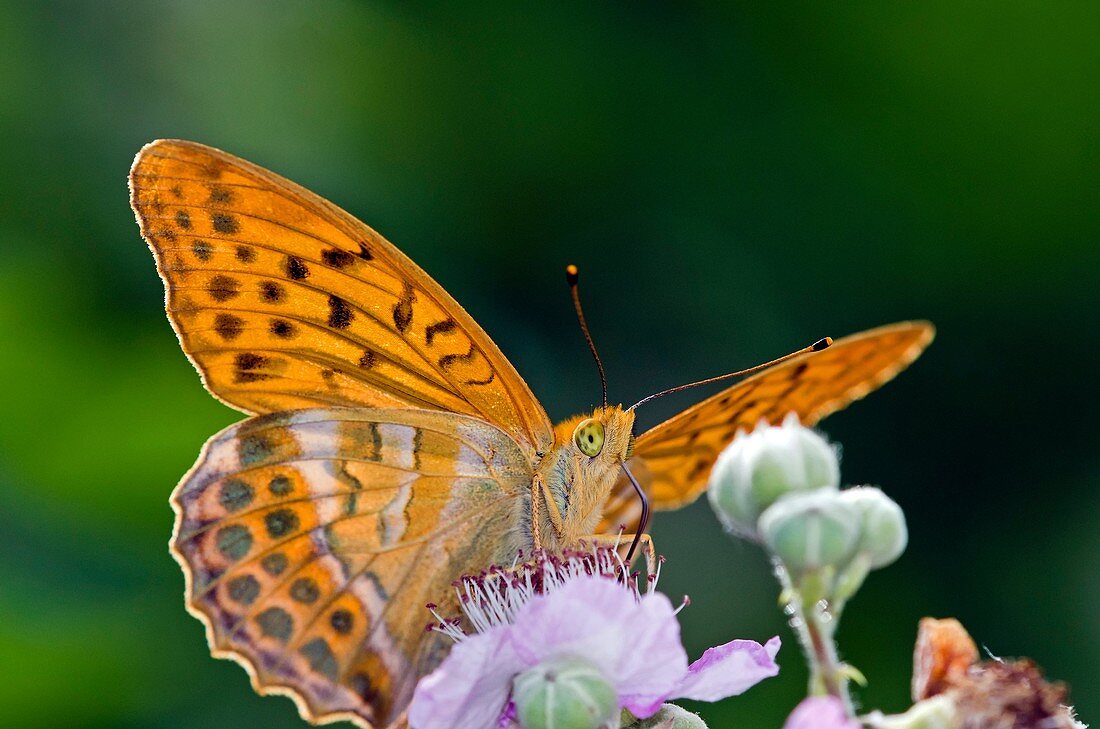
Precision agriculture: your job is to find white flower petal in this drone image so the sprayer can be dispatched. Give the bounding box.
[408,626,520,729]
[614,590,690,717]
[671,635,781,702]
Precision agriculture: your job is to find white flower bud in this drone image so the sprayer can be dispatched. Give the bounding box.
[758,490,860,575]
[708,413,840,539]
[514,656,619,729]
[841,486,908,569]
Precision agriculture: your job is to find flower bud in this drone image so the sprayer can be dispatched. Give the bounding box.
[708,413,840,538]
[841,486,908,569]
[514,656,618,729]
[631,703,708,728]
[758,490,860,575]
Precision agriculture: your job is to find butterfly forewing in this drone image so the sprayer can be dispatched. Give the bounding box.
[172,407,531,727]
[599,322,934,532]
[129,140,553,455]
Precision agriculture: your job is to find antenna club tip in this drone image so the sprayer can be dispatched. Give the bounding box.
[812,336,833,352]
[565,264,579,285]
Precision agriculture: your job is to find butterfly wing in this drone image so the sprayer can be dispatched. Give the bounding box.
[173,407,531,728]
[129,139,553,454]
[599,322,934,531]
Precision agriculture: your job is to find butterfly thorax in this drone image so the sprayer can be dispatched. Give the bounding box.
[529,405,636,551]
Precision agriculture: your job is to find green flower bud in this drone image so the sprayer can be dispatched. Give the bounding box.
[865,696,957,729]
[514,656,619,729]
[758,490,860,575]
[841,486,908,568]
[630,704,708,728]
[708,414,840,539]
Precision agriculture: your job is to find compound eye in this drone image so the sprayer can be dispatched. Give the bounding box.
[573,418,605,457]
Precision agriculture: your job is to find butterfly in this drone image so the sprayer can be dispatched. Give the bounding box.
[129,139,933,728]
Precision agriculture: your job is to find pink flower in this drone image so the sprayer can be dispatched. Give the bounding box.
[408,548,780,729]
[783,696,860,729]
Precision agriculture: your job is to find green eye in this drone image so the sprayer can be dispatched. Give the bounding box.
[573,418,605,457]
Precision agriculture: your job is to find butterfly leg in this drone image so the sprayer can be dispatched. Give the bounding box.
[530,473,567,550]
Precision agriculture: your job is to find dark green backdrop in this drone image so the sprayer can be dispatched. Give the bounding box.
[0,3,1095,727]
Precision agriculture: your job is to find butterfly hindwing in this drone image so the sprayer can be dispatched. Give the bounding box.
[599,322,935,532]
[172,407,532,727]
[129,140,553,454]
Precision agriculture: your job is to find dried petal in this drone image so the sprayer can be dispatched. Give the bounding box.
[912,617,978,701]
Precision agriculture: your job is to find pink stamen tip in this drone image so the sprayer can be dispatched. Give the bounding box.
[425,602,436,609]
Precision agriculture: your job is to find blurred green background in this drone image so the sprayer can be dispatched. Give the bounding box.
[0,2,1096,727]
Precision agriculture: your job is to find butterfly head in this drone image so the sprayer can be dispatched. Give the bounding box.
[557,405,636,466]
[545,406,637,545]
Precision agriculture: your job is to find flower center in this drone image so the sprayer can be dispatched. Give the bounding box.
[427,543,662,641]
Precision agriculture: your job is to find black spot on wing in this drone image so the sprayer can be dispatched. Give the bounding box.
[265,508,299,538]
[256,606,293,642]
[439,344,476,371]
[300,637,338,679]
[214,313,244,340]
[425,318,458,346]
[235,245,256,263]
[269,319,297,338]
[330,609,353,635]
[290,577,319,604]
[216,524,252,561]
[175,210,192,229]
[211,213,239,234]
[285,255,310,280]
[327,295,353,329]
[259,281,285,303]
[392,283,415,333]
[219,478,254,512]
[191,239,212,261]
[208,185,233,204]
[227,574,260,605]
[233,352,272,384]
[208,274,240,302]
[268,475,292,496]
[238,430,279,466]
[261,552,288,576]
[322,248,355,268]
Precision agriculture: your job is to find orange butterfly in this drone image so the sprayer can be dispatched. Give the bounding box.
[129,139,933,728]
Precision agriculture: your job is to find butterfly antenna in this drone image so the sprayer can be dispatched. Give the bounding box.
[628,337,832,412]
[620,460,649,565]
[566,264,608,408]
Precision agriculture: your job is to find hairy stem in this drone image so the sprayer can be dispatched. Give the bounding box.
[775,561,854,715]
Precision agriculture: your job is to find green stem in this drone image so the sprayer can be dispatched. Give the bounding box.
[775,560,855,716]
